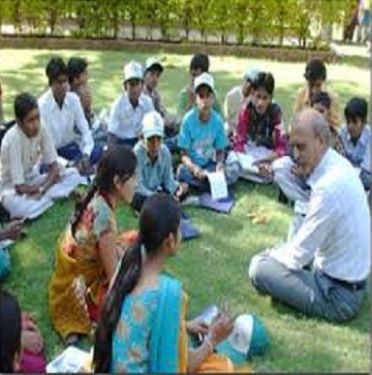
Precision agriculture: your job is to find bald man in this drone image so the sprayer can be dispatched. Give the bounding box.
[248,108,370,322]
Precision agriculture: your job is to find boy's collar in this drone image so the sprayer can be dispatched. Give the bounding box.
[142,141,162,165]
[346,126,368,145]
[197,108,211,123]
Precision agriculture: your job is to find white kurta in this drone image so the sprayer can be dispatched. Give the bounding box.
[0,124,81,219]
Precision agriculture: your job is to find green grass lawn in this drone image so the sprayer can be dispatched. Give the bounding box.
[0,49,370,372]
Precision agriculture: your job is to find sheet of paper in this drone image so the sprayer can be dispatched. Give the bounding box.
[46,346,91,373]
[197,305,220,326]
[207,171,228,201]
[237,153,259,173]
[56,156,69,167]
[248,145,273,160]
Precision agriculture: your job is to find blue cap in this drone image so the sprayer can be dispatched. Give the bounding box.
[216,314,269,365]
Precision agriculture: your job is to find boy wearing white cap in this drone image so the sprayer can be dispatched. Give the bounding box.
[143,58,178,150]
[177,73,239,190]
[224,68,259,138]
[132,111,188,212]
[108,61,154,149]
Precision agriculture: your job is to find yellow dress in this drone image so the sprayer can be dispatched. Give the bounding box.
[48,193,137,339]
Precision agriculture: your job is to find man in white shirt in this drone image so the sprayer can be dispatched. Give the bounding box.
[0,93,82,220]
[108,61,154,148]
[223,68,258,138]
[248,108,370,322]
[38,57,103,175]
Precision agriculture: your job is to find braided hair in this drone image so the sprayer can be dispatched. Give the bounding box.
[93,193,181,372]
[70,146,136,237]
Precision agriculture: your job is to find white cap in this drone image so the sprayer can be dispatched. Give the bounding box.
[227,314,254,354]
[244,68,259,82]
[216,314,269,364]
[142,111,164,139]
[123,61,143,82]
[194,72,215,93]
[145,57,164,72]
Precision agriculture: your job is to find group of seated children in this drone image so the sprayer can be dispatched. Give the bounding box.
[0,53,370,373]
[0,55,369,224]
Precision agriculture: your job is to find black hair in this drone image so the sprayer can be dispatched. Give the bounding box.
[45,57,68,85]
[146,64,163,75]
[195,84,213,95]
[0,289,22,373]
[190,53,209,72]
[311,91,331,109]
[67,57,88,85]
[70,146,136,237]
[344,96,368,123]
[93,193,181,372]
[252,72,275,96]
[14,92,38,122]
[304,58,327,82]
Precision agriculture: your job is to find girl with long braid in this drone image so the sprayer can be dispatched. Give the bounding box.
[94,193,234,373]
[48,146,138,345]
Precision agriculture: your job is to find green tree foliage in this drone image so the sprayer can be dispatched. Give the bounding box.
[0,0,355,48]
[211,0,234,44]
[172,0,194,41]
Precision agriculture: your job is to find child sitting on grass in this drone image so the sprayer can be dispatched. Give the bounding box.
[340,96,371,191]
[132,111,188,212]
[177,73,239,191]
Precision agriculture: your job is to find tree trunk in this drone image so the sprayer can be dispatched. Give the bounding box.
[221,31,225,44]
[131,21,136,40]
[13,0,22,32]
[113,13,118,39]
[50,21,55,35]
[49,10,57,35]
[237,24,244,45]
[200,28,205,42]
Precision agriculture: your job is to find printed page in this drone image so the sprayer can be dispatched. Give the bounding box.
[207,171,228,200]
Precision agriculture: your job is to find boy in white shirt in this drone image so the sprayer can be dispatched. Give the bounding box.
[108,61,154,148]
[38,57,103,175]
[0,93,81,220]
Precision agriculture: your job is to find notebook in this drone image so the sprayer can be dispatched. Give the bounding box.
[198,191,235,213]
[180,212,201,240]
